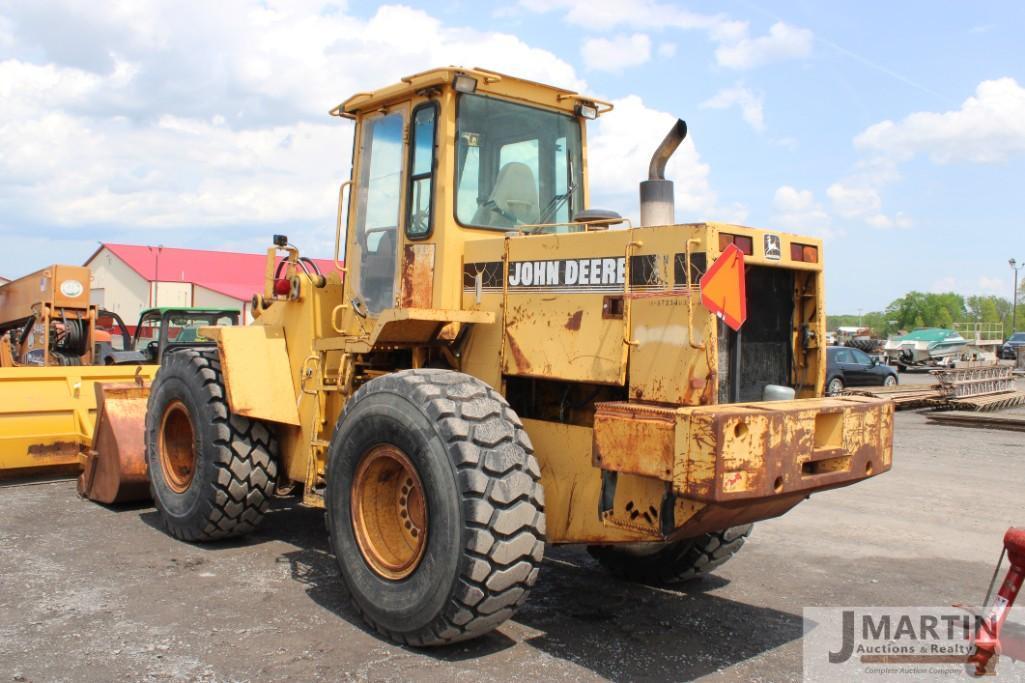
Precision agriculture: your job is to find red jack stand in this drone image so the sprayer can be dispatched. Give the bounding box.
[969,528,1025,676]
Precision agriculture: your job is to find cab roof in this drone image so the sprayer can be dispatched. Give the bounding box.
[330,66,612,119]
[139,307,239,316]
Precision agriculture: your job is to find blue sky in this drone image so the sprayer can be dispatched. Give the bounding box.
[1,1,1023,313]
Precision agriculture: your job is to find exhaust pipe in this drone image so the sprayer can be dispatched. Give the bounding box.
[640,119,687,227]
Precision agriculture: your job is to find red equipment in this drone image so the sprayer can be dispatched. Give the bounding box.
[969,527,1025,676]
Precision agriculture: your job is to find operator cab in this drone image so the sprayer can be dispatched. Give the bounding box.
[331,67,610,317]
[100,308,239,365]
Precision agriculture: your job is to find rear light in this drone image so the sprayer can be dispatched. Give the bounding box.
[790,243,819,263]
[719,233,753,255]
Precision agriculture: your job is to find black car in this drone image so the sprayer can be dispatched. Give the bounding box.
[826,346,898,396]
[1002,332,1025,360]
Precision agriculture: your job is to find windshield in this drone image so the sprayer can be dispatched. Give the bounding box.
[455,93,583,231]
[1012,333,1025,341]
[136,312,237,346]
[165,313,236,343]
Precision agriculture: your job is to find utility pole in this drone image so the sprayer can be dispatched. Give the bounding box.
[148,244,164,307]
[1012,259,1024,334]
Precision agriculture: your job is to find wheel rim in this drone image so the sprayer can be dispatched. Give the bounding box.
[828,379,843,395]
[159,400,196,493]
[885,375,897,386]
[351,445,428,580]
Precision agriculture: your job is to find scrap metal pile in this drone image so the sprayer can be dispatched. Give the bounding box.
[844,365,1025,413]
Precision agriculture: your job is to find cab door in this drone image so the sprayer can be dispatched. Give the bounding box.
[347,103,409,316]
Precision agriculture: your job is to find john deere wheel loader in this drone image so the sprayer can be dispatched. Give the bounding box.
[136,67,893,646]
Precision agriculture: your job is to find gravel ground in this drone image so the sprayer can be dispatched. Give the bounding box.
[1,372,1023,682]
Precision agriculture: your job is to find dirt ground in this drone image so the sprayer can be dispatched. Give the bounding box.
[1,373,1023,682]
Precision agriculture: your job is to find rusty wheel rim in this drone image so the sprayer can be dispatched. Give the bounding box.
[159,400,196,494]
[351,445,428,580]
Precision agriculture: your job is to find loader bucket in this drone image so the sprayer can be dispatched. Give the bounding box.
[78,381,151,504]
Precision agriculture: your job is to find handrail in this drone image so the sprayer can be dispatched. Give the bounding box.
[334,180,352,273]
[623,239,643,347]
[512,216,633,235]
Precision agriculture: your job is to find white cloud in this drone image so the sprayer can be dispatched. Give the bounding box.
[520,1,811,69]
[854,77,1025,164]
[714,21,813,70]
[0,2,587,262]
[658,42,677,58]
[826,175,910,230]
[865,212,912,229]
[977,276,1005,294]
[826,182,882,218]
[771,186,833,236]
[588,95,744,223]
[826,78,1025,234]
[519,0,742,35]
[700,84,765,132]
[581,33,651,73]
[930,274,1013,296]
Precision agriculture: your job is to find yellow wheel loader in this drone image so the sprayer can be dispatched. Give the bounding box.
[131,67,893,646]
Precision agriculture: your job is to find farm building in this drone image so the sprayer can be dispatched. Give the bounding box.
[84,243,336,324]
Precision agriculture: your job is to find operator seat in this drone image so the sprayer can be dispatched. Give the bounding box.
[472,162,540,227]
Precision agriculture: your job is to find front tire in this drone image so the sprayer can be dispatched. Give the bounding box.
[145,349,278,542]
[883,374,898,387]
[588,525,753,584]
[326,369,545,646]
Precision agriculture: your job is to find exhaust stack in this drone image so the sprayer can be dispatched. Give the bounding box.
[639,119,687,227]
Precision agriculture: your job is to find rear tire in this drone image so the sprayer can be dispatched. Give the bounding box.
[325,369,545,646]
[827,376,845,396]
[883,374,898,387]
[587,525,753,584]
[145,349,278,542]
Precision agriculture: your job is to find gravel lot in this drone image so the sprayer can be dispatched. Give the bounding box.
[1,372,1023,682]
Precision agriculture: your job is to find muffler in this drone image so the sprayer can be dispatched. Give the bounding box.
[639,119,687,227]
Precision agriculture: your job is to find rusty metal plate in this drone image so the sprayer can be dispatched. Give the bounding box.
[592,395,893,503]
[400,243,435,308]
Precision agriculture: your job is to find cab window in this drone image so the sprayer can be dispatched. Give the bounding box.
[406,104,437,238]
[354,110,406,313]
[455,94,583,230]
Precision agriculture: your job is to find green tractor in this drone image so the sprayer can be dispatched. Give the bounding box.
[95,307,239,366]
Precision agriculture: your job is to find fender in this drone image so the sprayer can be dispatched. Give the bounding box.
[201,325,300,426]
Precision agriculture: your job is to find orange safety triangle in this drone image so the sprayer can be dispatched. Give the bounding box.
[699,243,747,331]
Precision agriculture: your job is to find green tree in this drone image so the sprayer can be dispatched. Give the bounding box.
[936,306,954,329]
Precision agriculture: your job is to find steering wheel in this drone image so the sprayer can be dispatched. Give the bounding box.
[409,210,430,234]
[477,199,519,227]
[146,340,160,359]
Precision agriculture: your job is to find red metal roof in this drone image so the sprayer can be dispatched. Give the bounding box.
[87,243,340,302]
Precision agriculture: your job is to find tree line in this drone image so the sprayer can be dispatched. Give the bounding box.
[828,288,1024,338]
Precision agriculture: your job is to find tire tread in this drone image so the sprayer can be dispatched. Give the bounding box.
[329,369,545,646]
[147,349,278,542]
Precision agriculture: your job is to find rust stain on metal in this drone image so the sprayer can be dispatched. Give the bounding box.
[28,441,78,457]
[564,310,583,331]
[505,332,530,372]
[400,244,435,308]
[78,382,151,504]
[593,402,676,480]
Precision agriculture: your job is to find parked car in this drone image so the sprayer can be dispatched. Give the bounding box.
[826,345,898,396]
[1001,332,1025,360]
